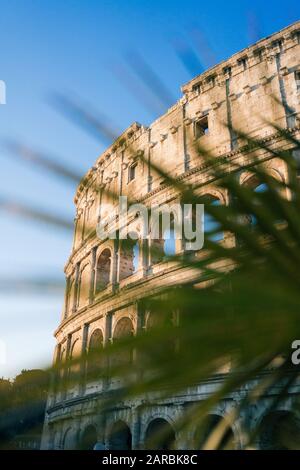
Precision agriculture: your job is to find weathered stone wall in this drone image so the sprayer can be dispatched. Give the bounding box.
[42,21,300,450]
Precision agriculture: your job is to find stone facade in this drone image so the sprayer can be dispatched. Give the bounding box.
[41,21,300,450]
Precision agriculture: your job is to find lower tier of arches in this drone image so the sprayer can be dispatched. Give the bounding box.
[42,389,300,450]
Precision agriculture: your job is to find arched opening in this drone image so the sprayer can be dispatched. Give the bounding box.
[112,317,134,366]
[195,414,235,450]
[204,196,223,243]
[95,248,111,292]
[119,237,140,280]
[107,420,132,450]
[87,329,104,379]
[259,411,300,450]
[79,425,98,450]
[144,418,176,450]
[240,172,281,228]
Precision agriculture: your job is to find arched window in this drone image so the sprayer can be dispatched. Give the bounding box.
[79,425,98,450]
[112,317,134,366]
[144,418,176,450]
[107,421,132,450]
[95,248,111,292]
[195,414,235,450]
[87,329,104,379]
[78,263,91,308]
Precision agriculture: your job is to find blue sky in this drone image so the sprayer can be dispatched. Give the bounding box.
[0,0,299,378]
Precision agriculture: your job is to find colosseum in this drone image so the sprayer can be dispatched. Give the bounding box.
[41,21,300,450]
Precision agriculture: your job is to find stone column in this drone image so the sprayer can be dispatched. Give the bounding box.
[103,313,113,390]
[110,238,119,286]
[140,238,149,276]
[131,407,142,449]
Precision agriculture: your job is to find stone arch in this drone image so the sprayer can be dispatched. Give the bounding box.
[95,248,111,292]
[240,167,285,188]
[73,207,84,250]
[79,424,98,450]
[194,413,236,450]
[163,212,177,256]
[87,328,104,378]
[112,316,134,365]
[68,276,75,316]
[113,316,134,339]
[85,189,96,225]
[258,410,300,450]
[107,420,132,450]
[144,417,176,450]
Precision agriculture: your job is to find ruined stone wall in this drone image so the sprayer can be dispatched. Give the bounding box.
[42,21,300,450]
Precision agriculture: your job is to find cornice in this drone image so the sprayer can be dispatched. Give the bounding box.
[181,20,300,94]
